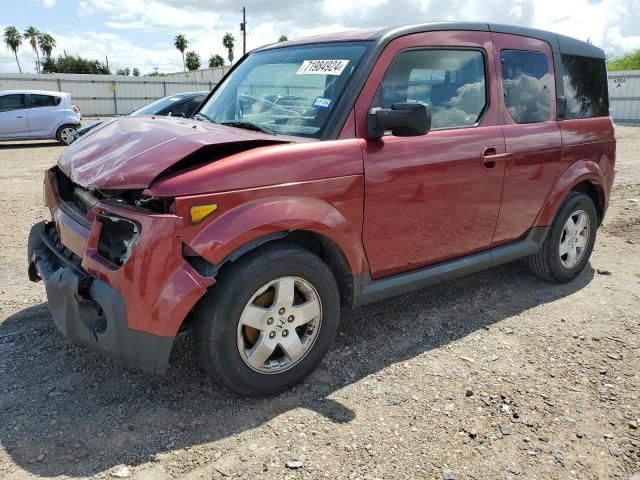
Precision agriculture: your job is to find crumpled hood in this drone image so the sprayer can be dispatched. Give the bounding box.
[58,116,289,189]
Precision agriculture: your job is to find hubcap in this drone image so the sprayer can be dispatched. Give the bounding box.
[559,209,590,269]
[60,127,74,143]
[236,276,322,374]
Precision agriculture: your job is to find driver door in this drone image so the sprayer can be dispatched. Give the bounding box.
[356,31,507,279]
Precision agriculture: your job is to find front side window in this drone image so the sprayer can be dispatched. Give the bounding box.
[0,94,25,112]
[198,42,369,138]
[372,49,487,130]
[30,94,60,108]
[501,50,552,123]
[561,54,608,119]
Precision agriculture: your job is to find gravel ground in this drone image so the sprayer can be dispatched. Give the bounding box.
[0,128,639,480]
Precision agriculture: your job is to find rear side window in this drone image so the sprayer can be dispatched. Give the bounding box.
[373,49,487,129]
[30,94,61,108]
[0,94,25,112]
[501,50,552,123]
[561,55,608,119]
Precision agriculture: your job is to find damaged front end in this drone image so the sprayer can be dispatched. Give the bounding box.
[28,167,213,373]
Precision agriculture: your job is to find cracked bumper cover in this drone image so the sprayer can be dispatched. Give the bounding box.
[29,221,179,374]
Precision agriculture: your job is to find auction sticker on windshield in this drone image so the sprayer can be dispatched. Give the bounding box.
[297,60,349,75]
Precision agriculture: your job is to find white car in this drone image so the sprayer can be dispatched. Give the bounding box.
[0,90,81,145]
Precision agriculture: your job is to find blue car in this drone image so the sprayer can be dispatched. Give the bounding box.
[70,91,208,143]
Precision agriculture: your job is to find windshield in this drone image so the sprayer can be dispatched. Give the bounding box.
[198,42,369,138]
[131,95,186,116]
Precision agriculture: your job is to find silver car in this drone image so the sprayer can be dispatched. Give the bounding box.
[0,90,81,145]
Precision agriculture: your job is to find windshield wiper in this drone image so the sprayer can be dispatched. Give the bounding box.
[221,120,275,135]
[193,112,215,123]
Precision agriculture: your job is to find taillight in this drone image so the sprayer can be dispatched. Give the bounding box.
[72,104,80,114]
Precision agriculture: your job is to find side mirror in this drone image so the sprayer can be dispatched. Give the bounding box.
[366,103,431,139]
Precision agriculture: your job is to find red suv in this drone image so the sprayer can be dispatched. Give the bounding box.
[28,22,615,396]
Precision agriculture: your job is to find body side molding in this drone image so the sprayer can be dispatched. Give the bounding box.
[352,227,549,308]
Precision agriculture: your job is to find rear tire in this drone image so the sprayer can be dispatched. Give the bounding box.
[56,124,77,145]
[193,243,340,397]
[528,192,597,283]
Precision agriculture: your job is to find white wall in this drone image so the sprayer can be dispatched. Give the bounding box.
[0,71,222,116]
[608,71,640,124]
[2,69,638,122]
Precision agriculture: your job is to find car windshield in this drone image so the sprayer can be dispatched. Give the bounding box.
[198,42,369,138]
[130,95,187,116]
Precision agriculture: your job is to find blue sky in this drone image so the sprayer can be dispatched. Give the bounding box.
[2,0,639,74]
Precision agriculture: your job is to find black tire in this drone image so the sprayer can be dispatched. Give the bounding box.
[193,243,340,397]
[527,192,598,283]
[56,124,77,145]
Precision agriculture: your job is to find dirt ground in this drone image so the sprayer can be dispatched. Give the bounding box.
[0,127,638,480]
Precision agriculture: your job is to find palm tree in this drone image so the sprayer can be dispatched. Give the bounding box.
[23,26,41,73]
[278,35,289,42]
[222,33,235,65]
[174,34,188,71]
[185,51,201,71]
[208,54,224,68]
[38,33,56,59]
[3,26,23,73]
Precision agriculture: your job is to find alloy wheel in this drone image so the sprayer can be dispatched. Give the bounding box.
[236,276,322,374]
[559,209,590,268]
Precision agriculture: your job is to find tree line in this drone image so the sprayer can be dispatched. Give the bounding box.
[4,25,290,75]
[607,50,640,71]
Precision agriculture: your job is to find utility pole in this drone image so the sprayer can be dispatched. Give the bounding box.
[240,6,246,55]
[105,55,109,70]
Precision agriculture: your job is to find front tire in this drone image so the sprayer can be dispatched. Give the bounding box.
[194,244,340,397]
[528,192,598,283]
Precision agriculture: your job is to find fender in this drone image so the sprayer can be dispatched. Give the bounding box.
[177,176,368,276]
[534,159,607,227]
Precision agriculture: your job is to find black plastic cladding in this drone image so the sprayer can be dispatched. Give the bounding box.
[197,22,605,140]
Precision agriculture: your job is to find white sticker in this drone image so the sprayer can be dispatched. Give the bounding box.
[297,59,349,75]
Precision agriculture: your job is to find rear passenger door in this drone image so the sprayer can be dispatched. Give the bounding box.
[0,94,29,138]
[26,94,63,137]
[490,34,563,245]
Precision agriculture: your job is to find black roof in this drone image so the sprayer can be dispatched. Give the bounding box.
[259,21,605,60]
[372,22,605,59]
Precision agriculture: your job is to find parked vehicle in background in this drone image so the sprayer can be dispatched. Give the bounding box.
[70,91,208,143]
[0,90,81,145]
[28,22,614,397]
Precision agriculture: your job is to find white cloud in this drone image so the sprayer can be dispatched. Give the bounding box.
[2,0,640,74]
[42,0,56,7]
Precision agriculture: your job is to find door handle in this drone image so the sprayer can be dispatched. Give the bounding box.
[16,115,23,119]
[481,147,512,169]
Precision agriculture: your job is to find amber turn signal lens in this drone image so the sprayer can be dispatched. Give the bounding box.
[189,203,218,224]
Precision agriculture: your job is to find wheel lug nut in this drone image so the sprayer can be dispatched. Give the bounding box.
[267,317,274,325]
[278,307,285,315]
[269,331,276,339]
[282,330,289,337]
[288,315,294,322]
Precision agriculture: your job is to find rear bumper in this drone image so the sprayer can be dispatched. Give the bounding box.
[28,221,174,373]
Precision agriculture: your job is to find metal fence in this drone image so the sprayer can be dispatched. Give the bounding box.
[0,69,227,116]
[608,71,640,124]
[1,69,639,122]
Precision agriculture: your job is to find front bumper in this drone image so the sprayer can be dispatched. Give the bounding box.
[27,168,213,373]
[28,222,174,373]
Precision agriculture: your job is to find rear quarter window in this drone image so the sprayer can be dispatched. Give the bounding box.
[560,55,609,119]
[501,50,552,123]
